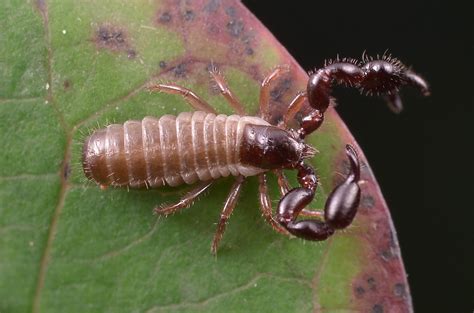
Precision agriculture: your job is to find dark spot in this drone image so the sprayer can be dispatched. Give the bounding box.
[127,49,136,59]
[183,10,195,21]
[380,247,398,261]
[95,24,137,60]
[225,6,236,17]
[63,162,71,181]
[63,80,72,90]
[96,25,128,50]
[226,19,244,37]
[361,194,375,209]
[270,78,292,102]
[372,304,384,313]
[173,63,187,77]
[204,0,221,13]
[394,283,406,298]
[367,277,376,291]
[98,27,124,44]
[159,61,167,69]
[159,12,172,23]
[354,285,365,297]
[245,47,254,55]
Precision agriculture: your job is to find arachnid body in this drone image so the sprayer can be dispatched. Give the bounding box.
[83,54,429,254]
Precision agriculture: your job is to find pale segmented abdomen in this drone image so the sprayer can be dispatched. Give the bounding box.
[82,111,270,188]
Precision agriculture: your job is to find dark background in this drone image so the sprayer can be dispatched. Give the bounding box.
[242,1,473,312]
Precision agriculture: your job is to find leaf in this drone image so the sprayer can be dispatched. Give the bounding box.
[0,0,412,312]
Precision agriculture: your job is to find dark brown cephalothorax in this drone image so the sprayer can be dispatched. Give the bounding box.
[83,55,429,254]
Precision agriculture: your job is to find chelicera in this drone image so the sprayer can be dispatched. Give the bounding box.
[82,54,429,254]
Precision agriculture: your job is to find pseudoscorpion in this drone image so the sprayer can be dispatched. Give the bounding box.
[83,54,429,254]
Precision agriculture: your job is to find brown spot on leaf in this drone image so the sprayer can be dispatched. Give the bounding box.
[226,19,244,37]
[172,62,188,78]
[225,6,236,17]
[361,194,375,209]
[97,26,126,47]
[94,24,137,59]
[127,49,136,59]
[372,304,384,313]
[394,283,407,298]
[63,79,72,90]
[159,12,172,23]
[380,246,399,261]
[355,285,366,298]
[204,0,221,13]
[183,10,195,21]
[367,277,377,291]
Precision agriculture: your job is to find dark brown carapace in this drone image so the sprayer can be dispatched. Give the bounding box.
[83,54,429,254]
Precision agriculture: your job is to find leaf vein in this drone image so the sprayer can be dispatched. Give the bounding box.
[78,218,161,263]
[144,272,311,313]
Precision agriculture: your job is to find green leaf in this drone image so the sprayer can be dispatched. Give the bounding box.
[0,1,412,312]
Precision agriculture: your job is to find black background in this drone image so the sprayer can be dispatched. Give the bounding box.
[242,1,473,312]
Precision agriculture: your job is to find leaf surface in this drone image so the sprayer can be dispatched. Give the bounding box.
[0,0,412,312]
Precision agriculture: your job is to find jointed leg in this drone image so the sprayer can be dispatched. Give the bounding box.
[258,174,291,236]
[211,176,245,255]
[282,91,307,127]
[259,65,290,120]
[154,181,214,215]
[274,169,290,195]
[209,67,246,115]
[148,83,217,114]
